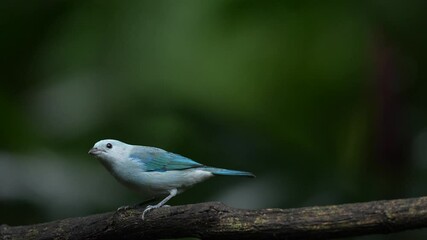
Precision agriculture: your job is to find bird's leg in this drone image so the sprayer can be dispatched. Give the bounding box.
[142,188,177,220]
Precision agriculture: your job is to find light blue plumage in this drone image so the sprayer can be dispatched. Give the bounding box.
[88,139,254,220]
[129,147,203,172]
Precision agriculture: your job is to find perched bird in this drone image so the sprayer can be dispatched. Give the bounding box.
[88,139,255,219]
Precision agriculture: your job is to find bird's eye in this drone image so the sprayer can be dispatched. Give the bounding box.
[106,143,113,149]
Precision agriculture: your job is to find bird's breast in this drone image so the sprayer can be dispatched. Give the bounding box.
[106,160,214,195]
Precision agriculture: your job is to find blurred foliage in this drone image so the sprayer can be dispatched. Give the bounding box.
[1,0,427,239]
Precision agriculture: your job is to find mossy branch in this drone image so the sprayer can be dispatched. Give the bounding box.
[2,196,427,239]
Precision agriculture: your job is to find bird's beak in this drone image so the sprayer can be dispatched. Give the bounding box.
[88,147,103,156]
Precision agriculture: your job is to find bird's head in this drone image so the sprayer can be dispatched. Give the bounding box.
[88,139,131,162]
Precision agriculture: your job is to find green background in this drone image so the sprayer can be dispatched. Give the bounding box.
[1,1,427,239]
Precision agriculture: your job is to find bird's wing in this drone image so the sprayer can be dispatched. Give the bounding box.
[129,146,204,172]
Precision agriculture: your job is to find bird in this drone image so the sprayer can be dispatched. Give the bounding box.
[88,139,255,220]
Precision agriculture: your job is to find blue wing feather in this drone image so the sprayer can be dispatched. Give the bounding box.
[129,146,204,172]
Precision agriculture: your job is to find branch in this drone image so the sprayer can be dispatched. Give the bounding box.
[2,196,427,239]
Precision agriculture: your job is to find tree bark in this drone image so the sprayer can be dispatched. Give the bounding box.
[2,196,427,240]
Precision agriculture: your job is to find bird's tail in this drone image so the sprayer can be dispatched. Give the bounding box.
[202,167,255,178]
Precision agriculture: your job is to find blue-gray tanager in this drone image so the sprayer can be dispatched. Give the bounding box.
[88,139,255,219]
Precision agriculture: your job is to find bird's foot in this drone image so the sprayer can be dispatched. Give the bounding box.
[141,189,177,220]
[117,205,131,211]
[141,204,170,220]
[141,205,156,220]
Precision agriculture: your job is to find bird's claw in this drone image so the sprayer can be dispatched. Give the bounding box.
[141,205,155,220]
[141,204,171,220]
[141,189,177,220]
[117,205,131,211]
